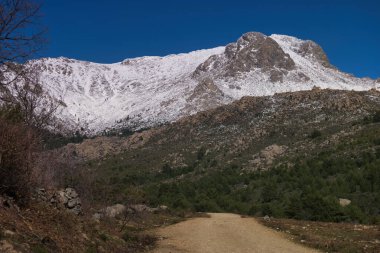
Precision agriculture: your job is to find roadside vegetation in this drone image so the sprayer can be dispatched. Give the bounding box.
[259,217,380,253]
[0,1,177,252]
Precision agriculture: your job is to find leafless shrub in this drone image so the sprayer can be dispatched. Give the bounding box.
[0,118,39,205]
[0,0,54,130]
[32,146,100,210]
[0,0,60,206]
[33,148,82,189]
[119,205,144,232]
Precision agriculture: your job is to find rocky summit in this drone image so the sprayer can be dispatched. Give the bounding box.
[194,32,296,80]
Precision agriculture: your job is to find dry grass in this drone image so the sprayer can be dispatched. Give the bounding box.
[0,199,190,253]
[0,202,125,252]
[259,217,380,253]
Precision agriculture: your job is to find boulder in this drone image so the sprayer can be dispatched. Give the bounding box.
[251,144,287,169]
[158,205,168,211]
[92,212,102,221]
[93,204,127,220]
[0,195,19,212]
[0,240,20,253]
[3,230,16,237]
[103,204,127,218]
[339,198,351,207]
[260,144,286,160]
[93,203,169,220]
[129,204,169,213]
[50,188,82,215]
[35,188,48,201]
[129,204,155,213]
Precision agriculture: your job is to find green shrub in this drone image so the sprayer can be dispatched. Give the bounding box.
[309,129,322,139]
[99,233,108,242]
[162,163,173,175]
[197,146,206,160]
[31,245,48,253]
[373,111,380,123]
[85,246,97,253]
[122,231,138,242]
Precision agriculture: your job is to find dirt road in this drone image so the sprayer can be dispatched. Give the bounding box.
[150,213,319,253]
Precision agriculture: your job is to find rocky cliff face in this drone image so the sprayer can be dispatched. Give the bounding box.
[297,40,333,69]
[194,32,296,82]
[24,32,379,134]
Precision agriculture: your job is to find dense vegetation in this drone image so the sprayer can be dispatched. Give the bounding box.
[145,147,380,224]
[87,117,380,224]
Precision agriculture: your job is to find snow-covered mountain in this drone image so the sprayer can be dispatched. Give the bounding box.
[29,32,379,134]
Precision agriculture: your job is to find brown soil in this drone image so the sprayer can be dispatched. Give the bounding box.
[149,213,319,253]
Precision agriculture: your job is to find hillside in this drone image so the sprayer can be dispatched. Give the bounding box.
[1,2,380,252]
[2,88,379,253]
[28,32,379,134]
[59,88,380,224]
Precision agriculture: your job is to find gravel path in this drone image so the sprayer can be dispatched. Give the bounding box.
[150,213,320,253]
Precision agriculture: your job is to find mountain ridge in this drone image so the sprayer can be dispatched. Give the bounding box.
[27,32,379,134]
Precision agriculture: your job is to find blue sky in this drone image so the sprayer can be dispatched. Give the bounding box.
[40,0,379,78]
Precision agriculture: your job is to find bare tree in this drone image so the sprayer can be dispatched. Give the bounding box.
[0,0,45,65]
[0,0,54,205]
[0,0,58,130]
[0,0,45,100]
[0,117,39,204]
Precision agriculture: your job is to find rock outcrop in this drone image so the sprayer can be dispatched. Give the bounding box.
[339,198,351,207]
[93,204,169,220]
[225,32,295,75]
[297,40,334,69]
[194,32,295,82]
[0,240,20,253]
[35,188,82,215]
[184,78,229,114]
[188,78,224,101]
[250,144,287,169]
[96,204,127,219]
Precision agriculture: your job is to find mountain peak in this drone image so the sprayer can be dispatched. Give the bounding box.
[24,31,378,134]
[225,32,295,78]
[193,32,295,81]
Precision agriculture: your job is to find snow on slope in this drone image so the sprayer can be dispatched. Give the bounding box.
[271,34,375,90]
[29,32,379,134]
[194,33,377,100]
[30,47,225,132]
